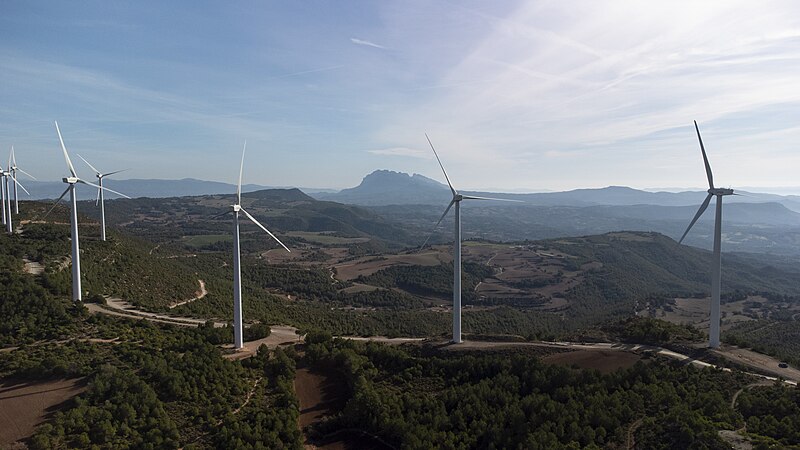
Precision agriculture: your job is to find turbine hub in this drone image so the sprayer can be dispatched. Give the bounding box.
[454,194,463,201]
[63,177,79,184]
[708,188,734,196]
[232,204,241,212]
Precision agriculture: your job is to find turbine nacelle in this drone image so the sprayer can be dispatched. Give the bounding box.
[63,177,79,184]
[709,188,734,196]
[232,204,242,212]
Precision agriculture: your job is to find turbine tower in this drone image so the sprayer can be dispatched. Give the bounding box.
[421,134,520,344]
[1,166,10,234]
[678,121,734,349]
[9,146,36,214]
[77,154,129,241]
[44,122,130,301]
[222,142,290,349]
[0,163,6,228]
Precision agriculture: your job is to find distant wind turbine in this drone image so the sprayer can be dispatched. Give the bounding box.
[9,146,36,214]
[77,154,129,241]
[420,134,521,344]
[1,149,30,234]
[219,142,290,350]
[678,121,735,349]
[1,165,9,233]
[44,122,130,301]
[0,161,6,228]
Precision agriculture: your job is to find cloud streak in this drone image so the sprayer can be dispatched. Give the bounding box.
[350,38,386,49]
[367,147,431,159]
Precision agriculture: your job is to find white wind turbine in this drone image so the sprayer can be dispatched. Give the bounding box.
[221,142,290,350]
[678,121,734,349]
[77,154,129,241]
[1,150,30,234]
[1,163,8,232]
[420,134,521,344]
[9,146,36,214]
[44,122,130,301]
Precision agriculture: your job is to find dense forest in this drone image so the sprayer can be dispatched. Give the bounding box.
[303,335,800,449]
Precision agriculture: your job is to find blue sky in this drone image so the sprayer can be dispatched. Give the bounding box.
[1,0,799,192]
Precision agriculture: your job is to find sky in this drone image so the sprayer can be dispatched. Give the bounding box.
[1,0,799,192]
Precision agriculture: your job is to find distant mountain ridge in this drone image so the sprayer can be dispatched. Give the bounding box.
[313,170,800,212]
[20,178,336,201]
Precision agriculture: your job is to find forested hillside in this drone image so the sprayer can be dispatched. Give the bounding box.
[303,335,799,449]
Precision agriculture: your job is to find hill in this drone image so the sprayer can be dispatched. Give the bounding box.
[373,201,800,256]
[20,178,335,201]
[89,188,416,250]
[314,170,800,212]
[12,203,202,312]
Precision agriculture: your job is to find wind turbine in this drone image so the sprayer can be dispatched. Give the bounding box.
[44,122,130,301]
[77,154,129,241]
[2,165,12,233]
[9,146,36,214]
[678,121,734,349]
[420,134,520,344]
[1,152,29,234]
[0,161,6,227]
[221,142,290,350]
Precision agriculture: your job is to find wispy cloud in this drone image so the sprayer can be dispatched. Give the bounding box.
[374,0,800,190]
[350,38,386,49]
[367,147,431,159]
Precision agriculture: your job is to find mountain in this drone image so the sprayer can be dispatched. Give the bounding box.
[86,188,417,248]
[314,170,452,205]
[312,170,800,212]
[19,178,335,201]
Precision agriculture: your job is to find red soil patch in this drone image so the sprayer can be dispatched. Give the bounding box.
[0,378,86,447]
[543,350,641,373]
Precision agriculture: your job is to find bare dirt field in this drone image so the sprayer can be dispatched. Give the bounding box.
[295,367,346,429]
[642,295,793,333]
[0,378,86,447]
[542,349,642,373]
[334,251,445,281]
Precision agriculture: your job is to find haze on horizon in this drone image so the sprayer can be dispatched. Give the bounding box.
[1,0,799,193]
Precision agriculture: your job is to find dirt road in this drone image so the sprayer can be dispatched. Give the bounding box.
[169,279,207,309]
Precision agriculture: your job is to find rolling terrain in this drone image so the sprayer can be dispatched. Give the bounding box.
[3,196,800,448]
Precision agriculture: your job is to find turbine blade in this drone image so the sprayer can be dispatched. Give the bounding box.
[17,168,36,180]
[211,209,232,220]
[240,207,290,252]
[103,168,129,177]
[420,199,455,250]
[76,154,101,176]
[10,145,15,167]
[55,121,77,177]
[678,193,713,244]
[461,195,523,202]
[42,187,71,220]
[77,179,131,199]
[7,148,11,171]
[237,141,246,205]
[12,177,30,195]
[425,133,457,196]
[694,121,714,190]
[95,188,101,206]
